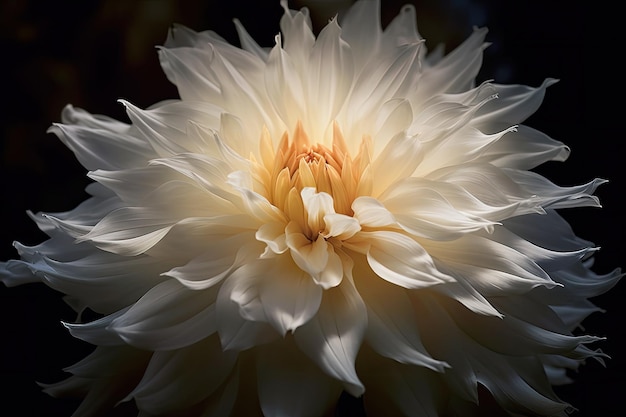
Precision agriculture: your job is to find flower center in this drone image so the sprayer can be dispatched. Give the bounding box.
[254,121,373,217]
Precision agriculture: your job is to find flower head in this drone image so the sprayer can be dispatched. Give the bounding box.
[1,1,621,416]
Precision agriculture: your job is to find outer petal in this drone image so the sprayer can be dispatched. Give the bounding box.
[474,78,559,126]
[416,27,488,98]
[215,269,279,351]
[108,280,218,351]
[229,256,324,335]
[305,17,354,140]
[41,346,151,417]
[128,335,238,415]
[353,257,449,372]
[162,233,260,290]
[339,0,381,68]
[265,34,306,131]
[279,0,315,70]
[346,231,453,289]
[424,232,558,296]
[294,278,367,397]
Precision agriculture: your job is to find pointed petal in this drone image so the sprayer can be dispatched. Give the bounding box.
[305,17,353,138]
[129,335,237,415]
[216,271,279,351]
[109,280,218,351]
[339,0,381,68]
[475,78,559,125]
[354,258,449,371]
[347,231,453,289]
[294,279,367,396]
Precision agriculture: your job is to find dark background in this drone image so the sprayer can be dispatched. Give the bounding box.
[0,1,622,416]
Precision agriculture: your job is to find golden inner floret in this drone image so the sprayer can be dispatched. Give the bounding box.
[254,121,374,217]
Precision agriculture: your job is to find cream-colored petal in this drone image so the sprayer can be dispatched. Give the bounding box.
[109,280,218,351]
[294,279,367,397]
[347,231,453,289]
[129,335,237,415]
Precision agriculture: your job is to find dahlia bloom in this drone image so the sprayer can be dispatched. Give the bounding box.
[1,1,621,416]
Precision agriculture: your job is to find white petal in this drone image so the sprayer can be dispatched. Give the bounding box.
[48,120,153,171]
[109,280,218,351]
[382,3,421,47]
[346,231,453,289]
[256,222,288,257]
[351,196,396,228]
[164,233,258,289]
[265,34,306,130]
[373,98,413,147]
[339,0,381,69]
[294,279,367,397]
[417,27,488,98]
[353,259,448,371]
[216,272,279,351]
[279,0,315,69]
[475,78,559,125]
[120,99,222,157]
[504,169,606,209]
[286,222,329,277]
[475,355,573,416]
[63,345,149,379]
[259,264,323,335]
[425,233,558,296]
[233,18,268,60]
[76,207,174,256]
[38,250,168,314]
[322,212,361,240]
[411,294,479,403]
[300,187,335,233]
[370,132,423,196]
[63,308,128,346]
[380,178,497,240]
[477,124,570,169]
[129,335,237,415]
[433,280,502,317]
[347,43,422,132]
[305,17,353,139]
[197,370,240,417]
[157,45,221,102]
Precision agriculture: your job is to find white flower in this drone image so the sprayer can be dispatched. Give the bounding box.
[1,1,621,416]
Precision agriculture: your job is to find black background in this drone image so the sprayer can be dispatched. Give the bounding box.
[0,1,622,416]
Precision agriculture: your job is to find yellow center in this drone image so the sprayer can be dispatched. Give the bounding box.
[252,121,373,218]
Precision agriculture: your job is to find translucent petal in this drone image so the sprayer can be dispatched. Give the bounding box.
[233,18,268,60]
[129,335,237,415]
[425,233,558,296]
[475,78,559,125]
[48,119,153,171]
[305,17,353,140]
[109,280,218,351]
[353,259,448,371]
[417,27,488,98]
[215,271,279,351]
[265,35,306,131]
[339,0,381,69]
[347,231,453,289]
[294,279,367,396]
